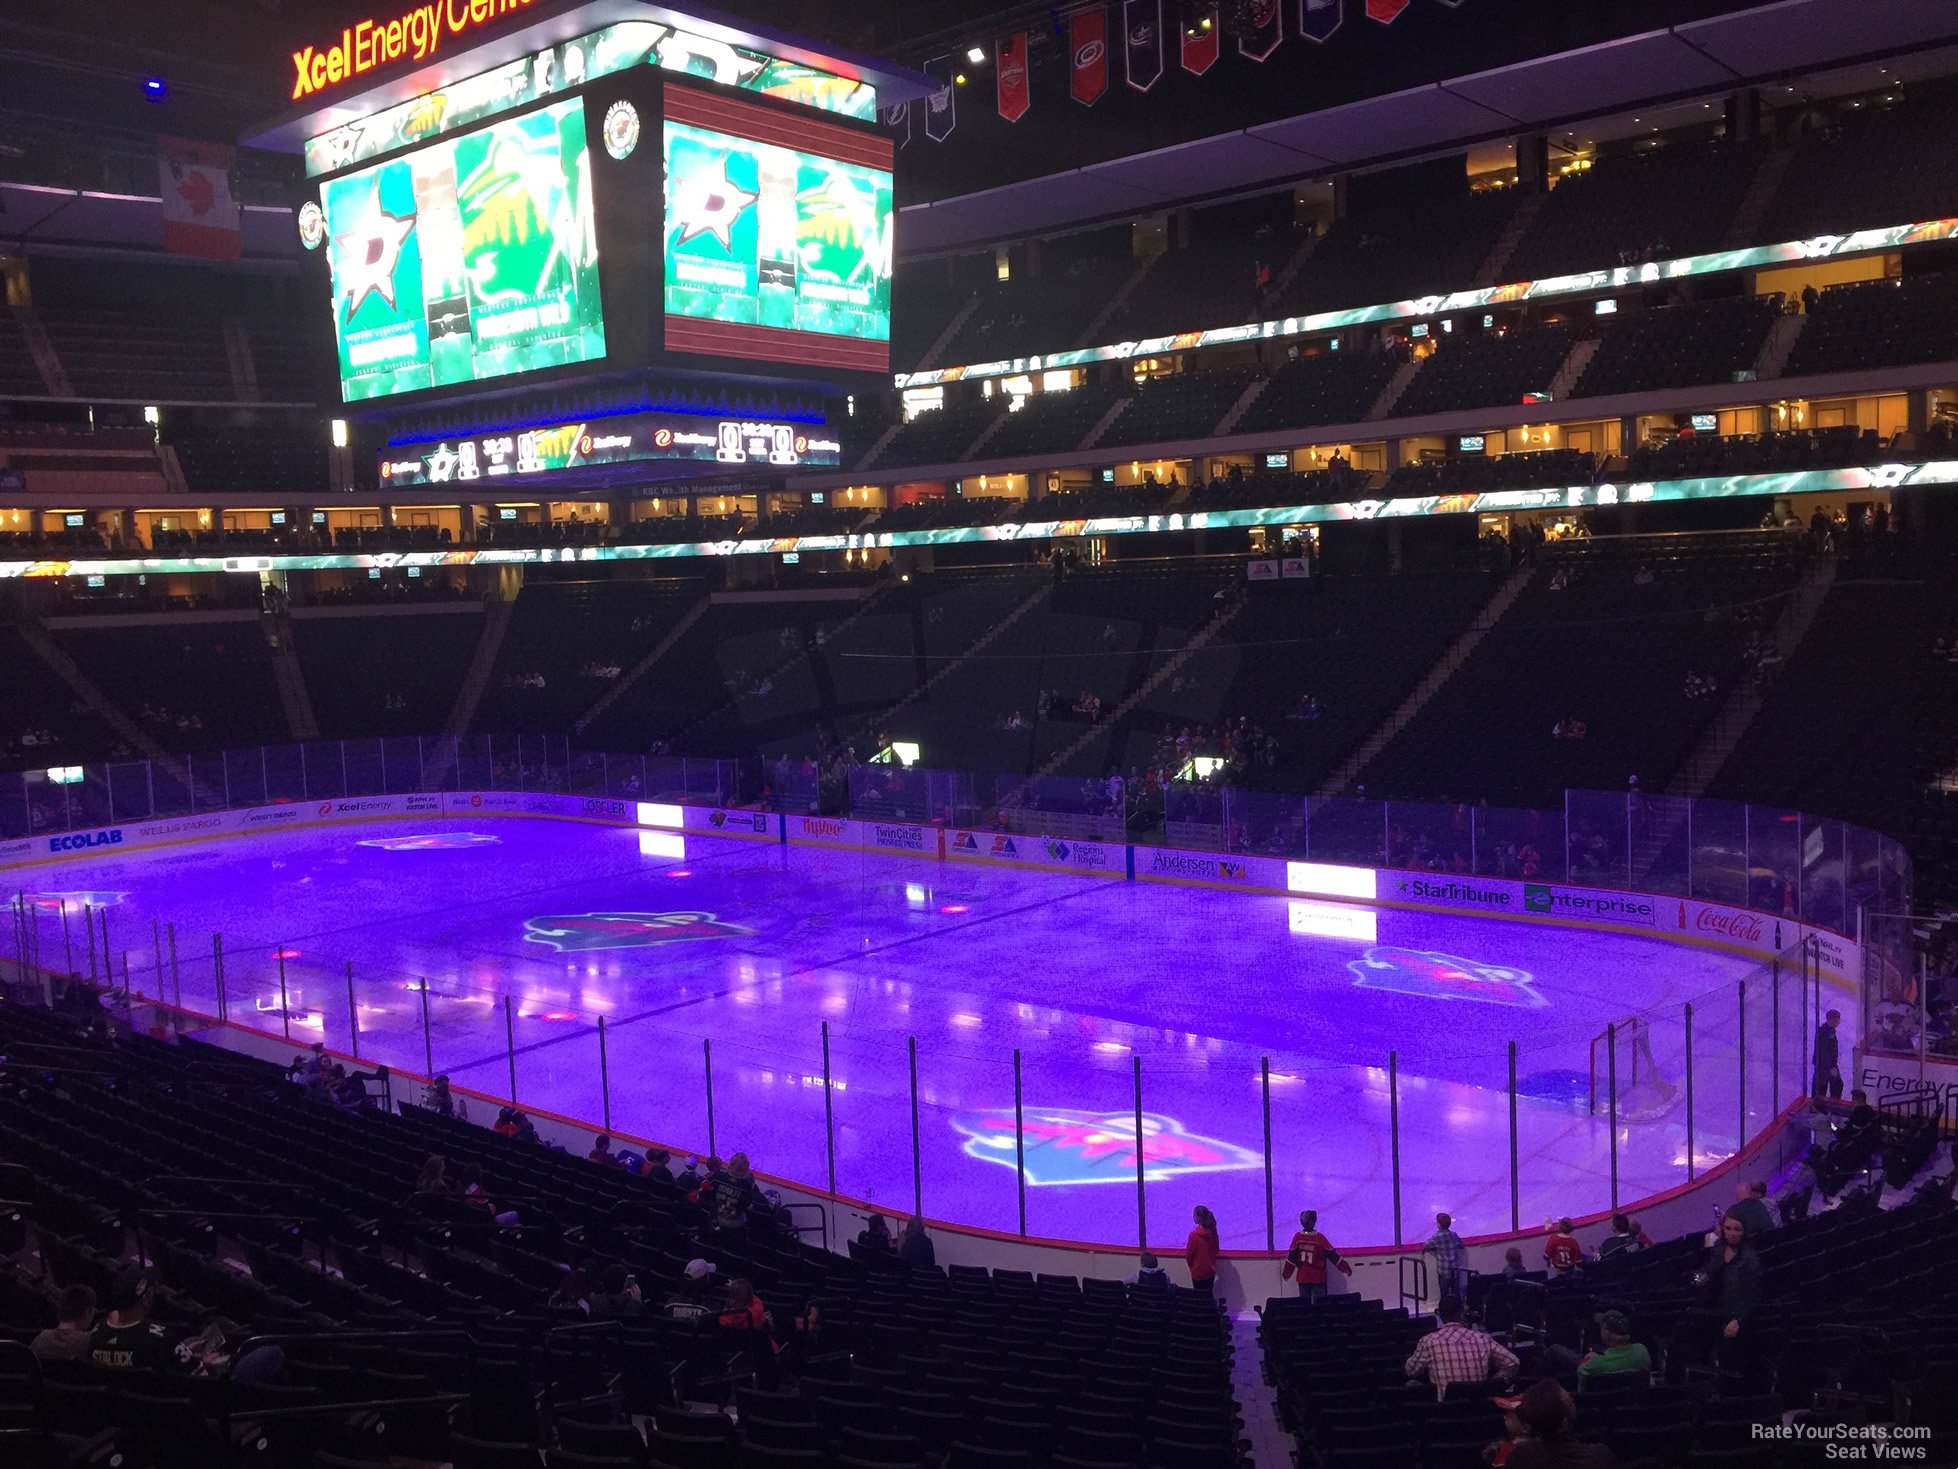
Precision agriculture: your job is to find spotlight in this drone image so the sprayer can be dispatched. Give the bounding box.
[955,72,968,85]
[967,45,986,63]
[143,76,168,103]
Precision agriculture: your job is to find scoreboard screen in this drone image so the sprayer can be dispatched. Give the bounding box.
[320,96,606,402]
[662,87,892,373]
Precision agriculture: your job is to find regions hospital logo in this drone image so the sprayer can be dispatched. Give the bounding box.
[1346,946,1546,1008]
[523,911,753,952]
[951,1107,1261,1186]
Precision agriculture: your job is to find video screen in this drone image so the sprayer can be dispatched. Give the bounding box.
[662,88,892,373]
[319,97,605,402]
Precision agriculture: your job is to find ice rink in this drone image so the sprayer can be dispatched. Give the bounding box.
[12,815,1801,1251]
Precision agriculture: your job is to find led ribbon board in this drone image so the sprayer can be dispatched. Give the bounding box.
[305,19,878,177]
[376,408,842,486]
[894,216,1958,388]
[7,460,1954,579]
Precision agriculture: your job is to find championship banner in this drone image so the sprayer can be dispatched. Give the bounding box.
[923,55,957,141]
[1300,0,1344,43]
[1181,5,1221,73]
[881,98,913,147]
[1070,7,1109,105]
[1238,0,1283,60]
[1365,0,1409,21]
[1124,0,1164,91]
[997,32,1031,121]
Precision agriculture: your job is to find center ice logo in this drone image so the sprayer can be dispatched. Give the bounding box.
[951,1107,1261,1186]
[1346,946,1546,1007]
[523,911,753,952]
[357,832,501,851]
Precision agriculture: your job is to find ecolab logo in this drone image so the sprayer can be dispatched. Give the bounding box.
[1695,908,1765,944]
[800,817,846,839]
[50,828,123,854]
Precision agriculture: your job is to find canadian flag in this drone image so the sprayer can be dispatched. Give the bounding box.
[158,136,241,262]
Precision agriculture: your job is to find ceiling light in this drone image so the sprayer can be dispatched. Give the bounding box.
[967,45,985,63]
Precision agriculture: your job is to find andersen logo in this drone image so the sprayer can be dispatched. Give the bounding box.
[1147,850,1244,880]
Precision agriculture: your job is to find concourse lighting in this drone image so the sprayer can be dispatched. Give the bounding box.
[967,45,986,63]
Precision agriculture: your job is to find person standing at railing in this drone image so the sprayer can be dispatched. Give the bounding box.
[1281,1210,1352,1302]
[1186,1205,1220,1296]
[1811,1008,1843,1100]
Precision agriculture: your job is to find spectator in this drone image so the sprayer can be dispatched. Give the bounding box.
[706,1152,759,1230]
[413,1154,450,1197]
[1500,1247,1529,1278]
[1186,1205,1220,1296]
[1504,1379,1618,1466]
[1812,1009,1844,1099]
[1578,1309,1652,1386]
[587,1263,642,1321]
[1596,1213,1647,1261]
[857,1213,894,1253]
[1424,1211,1468,1301]
[718,1278,770,1333]
[1544,1217,1583,1276]
[898,1213,935,1267]
[456,1164,519,1226]
[1671,1211,1762,1384]
[1124,1251,1173,1291]
[1281,1209,1352,1302]
[30,1285,97,1361]
[1845,1087,1877,1132]
[1404,1295,1518,1399]
[1729,1181,1775,1241]
[425,1074,458,1119]
[588,1134,627,1171]
[90,1271,188,1373]
[666,1259,717,1320]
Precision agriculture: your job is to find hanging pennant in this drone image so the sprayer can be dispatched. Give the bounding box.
[1070,7,1109,106]
[880,99,912,147]
[1299,0,1343,42]
[1181,4,1220,74]
[1238,0,1282,61]
[1124,0,1164,92]
[1365,0,1409,20]
[997,32,1031,121]
[923,55,956,141]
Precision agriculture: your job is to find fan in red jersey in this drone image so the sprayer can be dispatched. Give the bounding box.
[1279,1209,1353,1301]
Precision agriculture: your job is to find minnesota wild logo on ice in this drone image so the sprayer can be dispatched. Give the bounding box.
[951,1107,1260,1186]
[523,911,752,952]
[1346,946,1546,1007]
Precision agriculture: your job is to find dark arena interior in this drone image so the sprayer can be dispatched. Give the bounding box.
[5,0,1958,1465]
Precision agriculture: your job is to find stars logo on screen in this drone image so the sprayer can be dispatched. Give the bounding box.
[332,183,417,323]
[670,164,755,250]
[951,1107,1261,1186]
[1346,946,1546,1007]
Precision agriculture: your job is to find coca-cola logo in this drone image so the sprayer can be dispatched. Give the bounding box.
[1075,40,1105,66]
[1696,909,1764,944]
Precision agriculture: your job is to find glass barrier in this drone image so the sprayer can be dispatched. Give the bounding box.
[0,743,1920,1253]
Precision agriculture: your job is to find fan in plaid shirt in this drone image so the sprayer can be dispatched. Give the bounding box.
[1405,1297,1518,1399]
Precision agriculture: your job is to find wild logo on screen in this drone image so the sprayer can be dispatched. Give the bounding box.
[951,1107,1260,1186]
[523,911,752,951]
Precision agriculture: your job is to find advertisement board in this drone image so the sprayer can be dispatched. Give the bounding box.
[378,407,839,486]
[662,88,892,372]
[320,96,605,402]
[682,806,777,840]
[786,814,860,847]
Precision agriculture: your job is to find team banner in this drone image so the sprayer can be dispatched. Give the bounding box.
[158,136,241,261]
[1299,0,1344,42]
[377,408,841,487]
[1181,5,1221,73]
[1070,7,1110,105]
[998,32,1031,121]
[923,56,957,141]
[1124,0,1165,91]
[881,99,913,147]
[303,21,876,177]
[1238,0,1283,60]
[1365,0,1409,21]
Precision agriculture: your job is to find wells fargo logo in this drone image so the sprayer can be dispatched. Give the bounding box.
[291,0,537,100]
